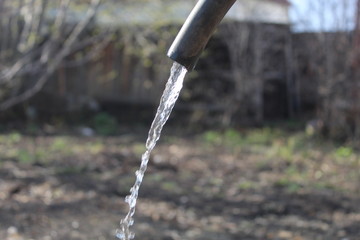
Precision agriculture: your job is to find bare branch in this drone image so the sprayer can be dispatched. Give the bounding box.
[0,0,102,111]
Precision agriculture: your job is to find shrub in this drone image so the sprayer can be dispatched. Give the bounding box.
[92,113,118,136]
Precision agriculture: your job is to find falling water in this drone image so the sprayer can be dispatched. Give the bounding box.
[116,62,187,240]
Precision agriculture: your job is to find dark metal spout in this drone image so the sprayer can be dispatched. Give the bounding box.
[167,0,236,71]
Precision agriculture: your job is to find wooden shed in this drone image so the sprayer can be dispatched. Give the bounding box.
[41,0,292,123]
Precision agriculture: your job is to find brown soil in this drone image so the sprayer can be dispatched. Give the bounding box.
[0,133,359,240]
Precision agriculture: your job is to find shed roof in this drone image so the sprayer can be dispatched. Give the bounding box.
[39,0,290,27]
[97,0,290,26]
[269,0,291,6]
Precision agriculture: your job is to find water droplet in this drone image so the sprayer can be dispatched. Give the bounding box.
[136,171,143,182]
[128,218,134,226]
[115,231,125,240]
[129,198,136,208]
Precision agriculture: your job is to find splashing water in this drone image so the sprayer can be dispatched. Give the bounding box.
[116,62,187,240]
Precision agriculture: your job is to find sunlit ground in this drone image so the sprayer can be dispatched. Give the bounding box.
[0,127,359,239]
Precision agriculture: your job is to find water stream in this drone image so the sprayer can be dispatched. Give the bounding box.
[116,62,187,240]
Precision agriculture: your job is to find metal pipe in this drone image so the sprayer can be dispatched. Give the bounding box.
[167,0,236,71]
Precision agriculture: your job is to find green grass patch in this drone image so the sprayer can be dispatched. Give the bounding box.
[17,150,35,163]
[274,178,303,193]
[245,128,279,145]
[51,138,70,152]
[161,181,182,194]
[334,146,353,158]
[202,130,223,145]
[91,112,118,136]
[237,180,257,190]
[0,132,22,144]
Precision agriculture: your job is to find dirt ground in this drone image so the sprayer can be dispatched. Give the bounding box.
[0,129,359,240]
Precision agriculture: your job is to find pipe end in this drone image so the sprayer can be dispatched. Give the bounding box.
[167,48,200,72]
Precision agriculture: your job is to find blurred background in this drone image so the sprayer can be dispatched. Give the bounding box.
[0,0,359,239]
